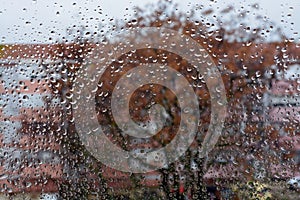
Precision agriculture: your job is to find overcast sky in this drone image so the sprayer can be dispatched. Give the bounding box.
[0,0,299,44]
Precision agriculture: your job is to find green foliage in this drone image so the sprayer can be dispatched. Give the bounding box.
[0,44,4,57]
[232,181,272,200]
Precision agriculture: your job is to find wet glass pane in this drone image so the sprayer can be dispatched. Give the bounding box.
[0,0,299,199]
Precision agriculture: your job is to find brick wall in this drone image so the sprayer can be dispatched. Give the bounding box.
[0,45,62,198]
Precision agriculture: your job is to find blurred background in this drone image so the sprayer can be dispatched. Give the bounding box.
[0,0,299,199]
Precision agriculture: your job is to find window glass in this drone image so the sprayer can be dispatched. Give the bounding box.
[0,0,299,199]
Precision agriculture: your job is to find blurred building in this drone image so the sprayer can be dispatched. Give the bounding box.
[0,43,299,199]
